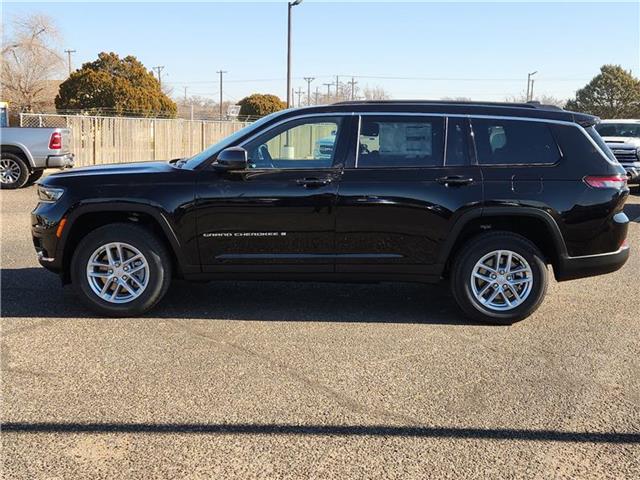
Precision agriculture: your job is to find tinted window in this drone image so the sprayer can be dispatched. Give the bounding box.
[244,117,342,169]
[445,118,469,166]
[472,119,560,165]
[357,116,444,168]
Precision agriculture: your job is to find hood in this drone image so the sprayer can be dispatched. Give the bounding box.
[45,160,176,180]
[602,136,640,148]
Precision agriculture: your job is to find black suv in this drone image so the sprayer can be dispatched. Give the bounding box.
[31,101,630,324]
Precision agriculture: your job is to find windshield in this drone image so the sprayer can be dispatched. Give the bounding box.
[595,122,640,139]
[586,126,618,163]
[182,111,285,169]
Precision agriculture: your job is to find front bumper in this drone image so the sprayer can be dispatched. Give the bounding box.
[620,162,640,184]
[45,153,74,169]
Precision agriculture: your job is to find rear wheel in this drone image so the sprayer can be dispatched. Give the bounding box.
[26,169,44,186]
[451,232,548,325]
[0,153,29,189]
[71,223,172,317]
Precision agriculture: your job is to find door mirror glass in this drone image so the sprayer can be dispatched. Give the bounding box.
[215,147,248,170]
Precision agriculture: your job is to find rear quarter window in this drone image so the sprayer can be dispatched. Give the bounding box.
[471,118,561,165]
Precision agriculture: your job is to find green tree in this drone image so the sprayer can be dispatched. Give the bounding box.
[238,93,287,118]
[565,65,640,118]
[55,52,177,117]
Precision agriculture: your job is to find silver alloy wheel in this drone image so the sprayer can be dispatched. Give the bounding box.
[470,249,533,312]
[0,158,21,185]
[86,242,149,304]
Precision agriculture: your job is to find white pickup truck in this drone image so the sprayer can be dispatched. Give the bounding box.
[0,127,74,189]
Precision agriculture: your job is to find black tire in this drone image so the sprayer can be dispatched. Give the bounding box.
[450,231,548,325]
[71,223,172,317]
[0,152,30,189]
[25,169,44,186]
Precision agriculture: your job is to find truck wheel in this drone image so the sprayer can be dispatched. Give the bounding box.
[0,153,29,189]
[450,232,548,325]
[71,223,172,317]
[26,170,44,186]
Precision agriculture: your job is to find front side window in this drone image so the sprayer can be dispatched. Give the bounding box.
[472,118,560,165]
[244,117,342,169]
[357,116,444,168]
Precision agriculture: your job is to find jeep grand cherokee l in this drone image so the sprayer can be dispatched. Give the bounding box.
[31,101,630,324]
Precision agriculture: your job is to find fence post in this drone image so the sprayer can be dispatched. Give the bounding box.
[38,114,43,127]
[152,119,156,161]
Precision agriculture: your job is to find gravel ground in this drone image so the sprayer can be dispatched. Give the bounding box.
[1,183,639,479]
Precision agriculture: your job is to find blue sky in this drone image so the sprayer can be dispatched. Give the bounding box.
[3,1,639,103]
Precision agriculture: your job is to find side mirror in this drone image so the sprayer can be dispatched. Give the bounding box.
[215,147,248,170]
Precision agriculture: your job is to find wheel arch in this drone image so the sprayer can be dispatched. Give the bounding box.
[438,207,568,276]
[58,203,187,283]
[1,143,35,168]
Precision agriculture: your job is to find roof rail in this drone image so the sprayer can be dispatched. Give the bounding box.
[332,99,563,111]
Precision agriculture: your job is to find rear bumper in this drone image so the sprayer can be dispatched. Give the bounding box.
[554,245,629,281]
[45,153,74,169]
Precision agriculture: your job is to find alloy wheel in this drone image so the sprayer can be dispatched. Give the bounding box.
[470,249,534,311]
[0,159,21,185]
[86,242,150,304]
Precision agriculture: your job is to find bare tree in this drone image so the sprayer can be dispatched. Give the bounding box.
[505,93,566,108]
[361,85,391,100]
[1,14,64,112]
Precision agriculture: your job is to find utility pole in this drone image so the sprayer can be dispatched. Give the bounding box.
[529,79,535,102]
[217,70,227,120]
[526,70,537,102]
[183,87,188,102]
[348,77,358,101]
[323,82,333,100]
[64,49,76,76]
[303,76,315,106]
[295,87,304,107]
[314,86,320,105]
[153,66,165,89]
[335,75,340,99]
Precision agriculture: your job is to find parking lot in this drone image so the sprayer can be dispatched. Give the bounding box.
[1,184,639,479]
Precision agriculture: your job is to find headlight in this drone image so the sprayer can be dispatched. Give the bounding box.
[37,185,65,203]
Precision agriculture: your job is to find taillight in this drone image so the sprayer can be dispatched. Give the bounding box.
[49,132,62,150]
[583,175,627,189]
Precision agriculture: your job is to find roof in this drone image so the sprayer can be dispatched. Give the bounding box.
[285,100,598,126]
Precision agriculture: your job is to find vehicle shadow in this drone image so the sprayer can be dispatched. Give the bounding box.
[1,267,476,325]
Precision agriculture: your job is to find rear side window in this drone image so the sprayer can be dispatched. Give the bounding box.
[471,118,560,165]
[357,116,444,168]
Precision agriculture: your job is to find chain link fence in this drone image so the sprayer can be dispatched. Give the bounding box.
[20,113,251,167]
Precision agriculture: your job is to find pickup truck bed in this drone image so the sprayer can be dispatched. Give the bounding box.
[1,127,74,189]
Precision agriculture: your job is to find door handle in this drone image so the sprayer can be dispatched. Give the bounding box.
[436,175,474,186]
[296,177,332,188]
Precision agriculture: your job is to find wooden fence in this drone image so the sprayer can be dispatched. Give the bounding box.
[20,113,250,167]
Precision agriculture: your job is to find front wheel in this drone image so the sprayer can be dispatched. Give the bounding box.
[451,232,548,325]
[71,223,172,317]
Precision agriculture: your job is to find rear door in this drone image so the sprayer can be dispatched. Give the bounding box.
[334,114,483,278]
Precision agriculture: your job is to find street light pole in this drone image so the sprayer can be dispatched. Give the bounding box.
[286,0,303,108]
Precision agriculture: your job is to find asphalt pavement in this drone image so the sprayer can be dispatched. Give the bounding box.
[1,184,639,479]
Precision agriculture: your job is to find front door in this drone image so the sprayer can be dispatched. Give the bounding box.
[196,115,350,273]
[335,115,483,278]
